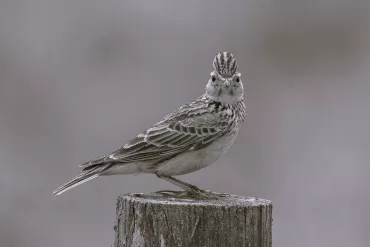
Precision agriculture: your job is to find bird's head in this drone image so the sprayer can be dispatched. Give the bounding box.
[205,52,243,104]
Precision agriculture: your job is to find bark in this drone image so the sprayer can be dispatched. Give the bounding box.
[114,192,272,247]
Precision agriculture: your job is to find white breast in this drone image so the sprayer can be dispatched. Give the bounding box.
[154,131,238,176]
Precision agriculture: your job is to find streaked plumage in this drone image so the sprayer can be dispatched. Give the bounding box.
[53,52,246,197]
[213,52,238,78]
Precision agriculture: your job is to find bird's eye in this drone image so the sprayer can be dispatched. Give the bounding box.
[235,77,240,82]
[211,76,216,82]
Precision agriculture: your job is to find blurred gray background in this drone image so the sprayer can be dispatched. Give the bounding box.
[1,1,370,246]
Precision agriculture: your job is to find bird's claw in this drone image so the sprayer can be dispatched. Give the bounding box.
[156,190,189,198]
[186,187,223,200]
[156,188,223,200]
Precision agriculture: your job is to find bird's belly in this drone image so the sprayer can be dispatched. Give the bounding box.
[155,132,237,176]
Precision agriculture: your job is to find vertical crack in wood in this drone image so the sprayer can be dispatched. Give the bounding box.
[189,216,200,244]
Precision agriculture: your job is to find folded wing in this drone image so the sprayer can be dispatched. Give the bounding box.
[80,103,230,170]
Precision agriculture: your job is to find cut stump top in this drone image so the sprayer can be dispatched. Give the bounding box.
[118,192,271,208]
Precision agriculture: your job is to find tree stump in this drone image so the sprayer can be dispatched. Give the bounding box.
[114,192,272,247]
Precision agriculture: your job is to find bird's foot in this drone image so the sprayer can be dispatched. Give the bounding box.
[156,190,183,195]
[156,188,224,200]
[156,190,192,199]
[186,187,220,200]
[185,184,231,199]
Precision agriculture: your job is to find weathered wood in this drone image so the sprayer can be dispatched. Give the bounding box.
[114,192,272,247]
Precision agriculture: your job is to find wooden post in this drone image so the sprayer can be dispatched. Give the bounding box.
[114,192,272,247]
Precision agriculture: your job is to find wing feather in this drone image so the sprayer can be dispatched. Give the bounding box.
[80,98,232,168]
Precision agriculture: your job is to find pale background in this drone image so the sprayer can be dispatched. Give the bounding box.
[1,1,370,246]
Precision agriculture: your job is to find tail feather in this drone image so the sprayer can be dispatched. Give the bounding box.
[53,164,111,196]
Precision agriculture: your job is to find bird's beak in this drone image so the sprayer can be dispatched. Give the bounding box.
[224,80,230,87]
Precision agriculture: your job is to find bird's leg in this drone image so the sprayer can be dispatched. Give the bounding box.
[157,175,204,192]
[156,174,216,199]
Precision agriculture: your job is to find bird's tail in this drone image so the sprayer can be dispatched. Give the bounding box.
[53,164,111,196]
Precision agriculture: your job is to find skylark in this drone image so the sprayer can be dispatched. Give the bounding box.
[53,52,246,198]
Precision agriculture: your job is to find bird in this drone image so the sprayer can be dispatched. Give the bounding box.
[53,52,246,198]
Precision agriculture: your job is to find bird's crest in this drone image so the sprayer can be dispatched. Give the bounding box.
[212,52,238,78]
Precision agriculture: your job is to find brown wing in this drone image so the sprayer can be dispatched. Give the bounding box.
[80,100,230,169]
